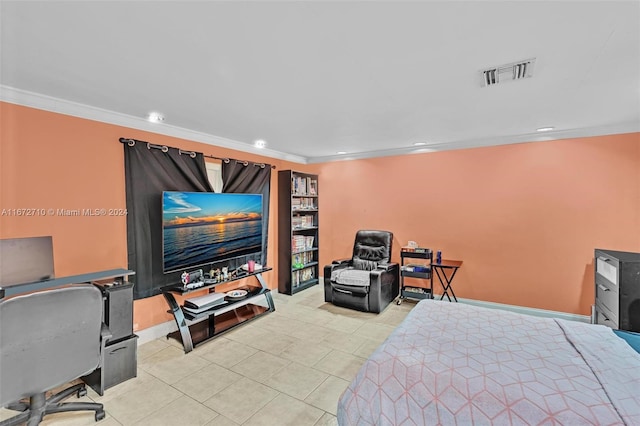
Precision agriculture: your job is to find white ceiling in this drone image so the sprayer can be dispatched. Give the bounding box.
[1,1,639,163]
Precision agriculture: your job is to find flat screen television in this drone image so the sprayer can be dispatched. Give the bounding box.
[162,191,263,273]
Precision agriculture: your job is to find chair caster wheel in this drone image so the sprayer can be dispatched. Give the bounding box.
[397,299,402,305]
[77,387,87,398]
[95,410,105,421]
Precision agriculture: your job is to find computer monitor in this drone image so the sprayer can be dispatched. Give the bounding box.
[0,236,55,286]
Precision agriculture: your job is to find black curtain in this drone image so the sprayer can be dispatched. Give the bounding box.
[222,160,271,266]
[124,142,213,299]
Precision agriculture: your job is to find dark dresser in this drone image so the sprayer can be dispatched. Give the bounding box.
[82,280,138,395]
[594,249,640,332]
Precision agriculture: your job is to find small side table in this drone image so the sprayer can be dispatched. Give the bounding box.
[432,259,463,302]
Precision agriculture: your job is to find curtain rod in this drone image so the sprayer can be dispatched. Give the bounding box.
[119,137,276,169]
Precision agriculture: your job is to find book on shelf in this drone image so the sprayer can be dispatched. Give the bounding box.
[292,215,315,229]
[291,176,318,196]
[291,197,317,210]
[292,266,315,287]
[292,235,315,251]
[292,251,314,267]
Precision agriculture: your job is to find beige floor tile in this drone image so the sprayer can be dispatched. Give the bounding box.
[204,415,240,425]
[274,302,320,321]
[315,412,339,426]
[352,338,384,358]
[137,338,170,361]
[279,339,332,366]
[354,322,396,343]
[230,350,290,383]
[295,307,338,326]
[288,322,333,342]
[104,376,182,425]
[133,395,217,425]
[243,393,324,426]
[266,361,329,400]
[314,350,366,381]
[87,370,157,403]
[296,293,327,309]
[173,363,243,402]
[224,321,265,341]
[255,312,298,334]
[323,316,366,333]
[203,377,279,424]
[42,416,122,426]
[304,375,351,415]
[317,303,377,321]
[164,336,187,349]
[319,330,369,354]
[371,307,411,327]
[196,337,259,368]
[244,329,301,355]
[271,291,292,303]
[139,345,211,385]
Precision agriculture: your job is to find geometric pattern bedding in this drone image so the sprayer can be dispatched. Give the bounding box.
[338,300,640,425]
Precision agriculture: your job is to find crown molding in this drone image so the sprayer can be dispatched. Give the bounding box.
[0,85,308,164]
[3,85,638,165]
[307,121,640,163]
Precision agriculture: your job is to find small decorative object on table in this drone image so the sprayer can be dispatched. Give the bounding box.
[242,262,263,272]
[225,289,248,300]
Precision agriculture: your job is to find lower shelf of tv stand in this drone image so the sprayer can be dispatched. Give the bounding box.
[167,303,270,350]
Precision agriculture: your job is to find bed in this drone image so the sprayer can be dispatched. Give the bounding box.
[338,300,640,425]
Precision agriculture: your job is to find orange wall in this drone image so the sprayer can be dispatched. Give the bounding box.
[0,102,314,331]
[315,134,640,315]
[1,101,638,328]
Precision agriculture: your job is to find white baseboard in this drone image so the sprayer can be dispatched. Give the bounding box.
[135,321,177,345]
[319,274,591,323]
[431,293,591,323]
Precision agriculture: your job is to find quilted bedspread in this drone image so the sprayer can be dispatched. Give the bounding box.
[338,300,640,425]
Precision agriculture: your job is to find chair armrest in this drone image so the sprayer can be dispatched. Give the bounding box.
[99,323,112,368]
[101,323,113,343]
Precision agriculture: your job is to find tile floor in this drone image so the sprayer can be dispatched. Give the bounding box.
[1,285,417,426]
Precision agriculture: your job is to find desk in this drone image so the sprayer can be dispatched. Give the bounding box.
[432,260,463,302]
[0,268,134,299]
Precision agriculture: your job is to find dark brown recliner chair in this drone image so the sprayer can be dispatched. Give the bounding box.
[324,230,399,313]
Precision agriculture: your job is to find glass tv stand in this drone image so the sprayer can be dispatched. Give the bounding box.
[161,268,275,354]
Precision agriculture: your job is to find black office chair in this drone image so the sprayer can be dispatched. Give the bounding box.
[0,285,111,425]
[324,230,399,313]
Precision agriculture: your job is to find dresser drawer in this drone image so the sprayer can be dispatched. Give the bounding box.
[596,281,619,313]
[595,302,618,329]
[595,254,619,287]
[103,335,138,389]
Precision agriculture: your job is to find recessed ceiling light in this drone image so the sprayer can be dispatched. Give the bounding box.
[413,142,427,146]
[254,139,267,148]
[536,126,554,132]
[337,151,347,155]
[147,112,165,123]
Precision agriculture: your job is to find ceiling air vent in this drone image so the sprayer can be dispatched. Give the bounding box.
[481,58,535,87]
